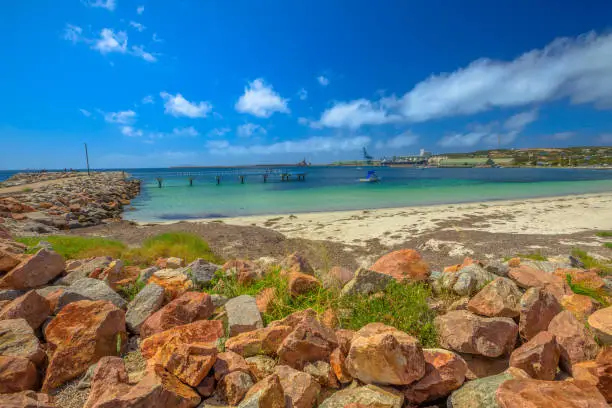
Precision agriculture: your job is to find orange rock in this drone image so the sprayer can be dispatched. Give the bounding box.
[0,318,46,367]
[330,347,352,384]
[140,319,224,360]
[370,249,430,282]
[140,291,214,339]
[509,331,560,380]
[0,247,20,273]
[280,252,315,276]
[222,260,263,285]
[274,365,320,408]
[277,313,338,369]
[321,308,339,329]
[508,257,521,267]
[548,310,599,374]
[460,353,509,379]
[214,351,250,381]
[153,341,217,387]
[0,290,50,329]
[519,287,562,340]
[403,348,467,404]
[347,323,425,385]
[303,360,339,389]
[444,257,477,273]
[588,306,612,345]
[0,356,38,393]
[44,287,65,312]
[42,300,127,392]
[288,271,321,297]
[467,277,522,318]
[0,249,64,290]
[225,325,293,357]
[255,287,276,313]
[241,374,285,408]
[148,269,193,301]
[218,371,254,405]
[495,378,608,408]
[0,391,54,408]
[573,348,612,403]
[509,264,564,289]
[554,268,606,290]
[335,329,355,355]
[562,293,599,321]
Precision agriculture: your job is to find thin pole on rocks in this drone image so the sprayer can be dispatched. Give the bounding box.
[84,143,91,176]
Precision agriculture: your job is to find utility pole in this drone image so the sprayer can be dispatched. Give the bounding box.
[84,143,90,175]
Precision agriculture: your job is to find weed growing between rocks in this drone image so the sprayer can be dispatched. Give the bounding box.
[572,248,612,275]
[17,235,126,259]
[503,251,547,261]
[566,275,611,307]
[117,279,147,301]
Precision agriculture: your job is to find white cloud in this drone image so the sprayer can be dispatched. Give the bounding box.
[237,123,267,138]
[298,88,308,100]
[503,109,538,130]
[207,128,231,137]
[129,21,146,32]
[319,99,402,129]
[235,79,289,118]
[63,24,83,43]
[137,5,144,14]
[152,33,163,43]
[86,0,116,11]
[105,110,137,124]
[93,28,127,54]
[207,135,370,155]
[317,76,330,86]
[121,126,143,137]
[375,132,419,149]
[131,45,156,62]
[79,108,91,117]
[160,92,212,118]
[142,95,154,104]
[400,31,612,121]
[438,131,491,148]
[172,127,199,137]
[549,131,576,140]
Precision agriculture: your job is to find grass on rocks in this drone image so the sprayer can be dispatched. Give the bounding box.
[117,279,146,301]
[566,275,611,307]
[207,268,438,348]
[16,232,222,266]
[503,251,547,261]
[596,231,612,237]
[572,248,612,275]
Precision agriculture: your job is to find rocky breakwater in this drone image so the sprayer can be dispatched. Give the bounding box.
[0,172,140,234]
[0,230,611,407]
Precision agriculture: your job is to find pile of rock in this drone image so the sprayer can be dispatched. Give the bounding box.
[0,172,140,234]
[0,172,83,188]
[0,231,611,407]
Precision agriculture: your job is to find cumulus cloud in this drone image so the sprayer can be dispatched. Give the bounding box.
[79,108,91,117]
[549,131,576,140]
[152,33,163,43]
[63,24,83,43]
[105,110,137,124]
[93,28,128,54]
[237,123,267,138]
[86,0,116,11]
[235,79,289,118]
[207,128,231,137]
[207,136,370,155]
[298,88,308,100]
[375,131,419,149]
[317,76,330,86]
[137,5,144,14]
[121,126,143,137]
[160,92,212,118]
[141,95,154,104]
[319,32,612,129]
[129,21,146,32]
[438,110,537,148]
[131,45,156,62]
[172,127,199,137]
[318,99,402,129]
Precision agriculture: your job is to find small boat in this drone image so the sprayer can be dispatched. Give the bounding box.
[359,170,381,182]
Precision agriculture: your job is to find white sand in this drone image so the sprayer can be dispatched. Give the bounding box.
[189,193,612,246]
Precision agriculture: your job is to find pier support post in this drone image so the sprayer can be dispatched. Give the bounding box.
[188,177,194,187]
[156,177,163,188]
[263,174,268,183]
[240,175,245,184]
[216,176,221,185]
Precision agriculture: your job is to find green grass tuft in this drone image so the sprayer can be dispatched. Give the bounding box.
[117,279,146,301]
[566,275,611,307]
[339,281,438,348]
[596,231,612,237]
[503,251,547,262]
[124,232,223,266]
[16,236,126,260]
[571,248,612,275]
[604,242,612,250]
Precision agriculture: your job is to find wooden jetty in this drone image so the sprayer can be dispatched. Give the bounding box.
[143,168,306,187]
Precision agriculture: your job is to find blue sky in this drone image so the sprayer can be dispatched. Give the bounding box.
[1,0,612,169]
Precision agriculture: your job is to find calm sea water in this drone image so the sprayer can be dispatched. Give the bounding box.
[3,167,612,221]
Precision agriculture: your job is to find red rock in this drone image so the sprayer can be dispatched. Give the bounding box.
[277,313,338,369]
[327,266,354,287]
[346,323,426,385]
[330,347,352,384]
[562,294,599,321]
[83,356,201,408]
[241,374,285,408]
[147,269,193,302]
[42,300,127,392]
[0,290,50,329]
[335,329,355,355]
[304,360,339,389]
[246,355,277,381]
[140,319,224,360]
[321,308,339,329]
[44,288,65,313]
[435,310,518,358]
[140,291,214,339]
[495,378,608,408]
[0,391,54,408]
[0,248,20,273]
[0,318,46,366]
[509,331,560,380]
[256,287,276,313]
[281,252,315,275]
[0,225,12,240]
[288,271,321,296]
[460,353,509,379]
[214,351,250,380]
[218,371,254,405]
[370,249,430,282]
[519,287,562,340]
[508,264,565,289]
[588,306,612,345]
[274,365,320,408]
[554,268,606,290]
[573,348,612,403]
[0,356,38,393]
[467,277,522,318]
[269,308,317,329]
[222,260,262,284]
[225,325,293,357]
[0,249,64,290]
[196,375,216,397]
[153,341,217,387]
[403,348,467,404]
[548,310,599,374]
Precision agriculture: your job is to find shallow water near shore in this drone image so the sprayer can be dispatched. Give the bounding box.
[117,167,612,222]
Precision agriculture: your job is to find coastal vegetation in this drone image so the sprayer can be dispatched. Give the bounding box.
[572,247,612,275]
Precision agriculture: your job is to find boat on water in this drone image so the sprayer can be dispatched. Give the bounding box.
[359,170,381,182]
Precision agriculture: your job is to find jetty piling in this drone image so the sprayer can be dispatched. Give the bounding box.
[145,168,306,187]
